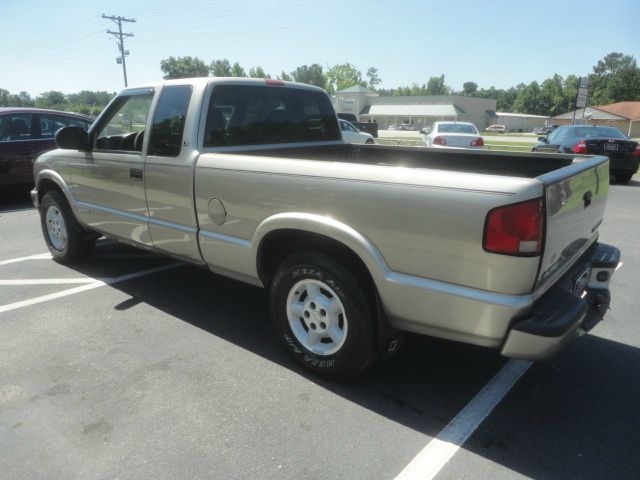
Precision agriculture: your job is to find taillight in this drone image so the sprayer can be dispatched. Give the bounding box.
[483,198,544,256]
[573,141,588,154]
[632,144,640,157]
[433,136,447,146]
[471,137,484,147]
[265,79,285,86]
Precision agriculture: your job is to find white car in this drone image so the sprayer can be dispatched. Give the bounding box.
[340,119,374,144]
[485,124,507,133]
[423,121,484,148]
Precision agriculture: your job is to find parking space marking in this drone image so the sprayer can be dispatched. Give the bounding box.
[0,253,51,266]
[395,359,532,480]
[0,263,182,314]
[0,278,98,285]
[615,262,623,271]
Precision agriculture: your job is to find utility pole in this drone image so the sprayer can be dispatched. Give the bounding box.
[102,14,136,87]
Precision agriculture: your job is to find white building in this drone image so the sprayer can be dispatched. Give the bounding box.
[333,86,497,131]
[494,112,549,133]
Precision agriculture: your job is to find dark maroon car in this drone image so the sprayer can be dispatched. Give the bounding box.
[533,125,640,184]
[0,107,93,187]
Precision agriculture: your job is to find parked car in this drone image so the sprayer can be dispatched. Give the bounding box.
[387,124,397,130]
[532,125,640,183]
[534,124,560,136]
[485,124,506,133]
[336,113,378,138]
[0,108,93,187]
[32,78,620,378]
[423,121,484,148]
[339,119,374,144]
[399,123,417,131]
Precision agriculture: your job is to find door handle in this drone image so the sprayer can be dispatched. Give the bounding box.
[130,168,143,181]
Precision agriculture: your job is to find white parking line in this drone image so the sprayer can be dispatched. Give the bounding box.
[0,253,51,266]
[395,359,532,480]
[0,263,181,314]
[615,262,623,271]
[0,278,97,285]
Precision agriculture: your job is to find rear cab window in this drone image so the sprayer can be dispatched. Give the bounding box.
[203,84,341,148]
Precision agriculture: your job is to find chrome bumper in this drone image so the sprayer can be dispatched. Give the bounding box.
[501,243,620,360]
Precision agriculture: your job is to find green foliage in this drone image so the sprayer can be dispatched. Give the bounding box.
[366,67,381,90]
[248,66,270,78]
[326,63,365,93]
[291,64,326,89]
[210,59,232,77]
[160,56,209,79]
[278,71,293,81]
[588,52,640,105]
[462,82,478,95]
[230,62,247,77]
[425,75,449,95]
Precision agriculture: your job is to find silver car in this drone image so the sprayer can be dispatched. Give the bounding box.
[423,121,484,148]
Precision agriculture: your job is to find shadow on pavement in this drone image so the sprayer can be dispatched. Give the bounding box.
[0,187,33,213]
[67,242,639,479]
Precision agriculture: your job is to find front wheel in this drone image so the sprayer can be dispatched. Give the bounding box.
[40,190,95,264]
[269,252,377,378]
[365,138,374,145]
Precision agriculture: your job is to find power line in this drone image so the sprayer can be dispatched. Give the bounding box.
[102,14,136,87]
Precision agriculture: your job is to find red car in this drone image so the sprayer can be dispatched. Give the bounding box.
[0,108,93,187]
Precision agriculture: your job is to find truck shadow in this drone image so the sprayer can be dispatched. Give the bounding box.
[0,187,33,213]
[70,242,640,479]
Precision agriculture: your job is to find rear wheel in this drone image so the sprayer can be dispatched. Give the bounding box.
[40,190,95,264]
[269,252,377,378]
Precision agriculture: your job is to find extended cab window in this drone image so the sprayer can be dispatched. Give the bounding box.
[95,92,153,151]
[148,85,192,157]
[203,84,341,147]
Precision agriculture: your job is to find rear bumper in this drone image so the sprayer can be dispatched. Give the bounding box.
[501,243,620,360]
[609,157,640,174]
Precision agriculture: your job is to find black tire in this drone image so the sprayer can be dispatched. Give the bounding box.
[40,190,95,264]
[269,252,377,378]
[365,139,374,145]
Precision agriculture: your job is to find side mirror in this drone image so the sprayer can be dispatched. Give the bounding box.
[56,126,90,150]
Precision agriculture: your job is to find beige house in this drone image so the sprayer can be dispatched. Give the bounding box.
[552,102,640,138]
[333,86,497,131]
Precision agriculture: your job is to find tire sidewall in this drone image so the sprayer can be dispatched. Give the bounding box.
[40,190,84,262]
[270,254,374,378]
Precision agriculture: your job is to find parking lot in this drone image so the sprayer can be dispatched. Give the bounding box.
[1,179,639,480]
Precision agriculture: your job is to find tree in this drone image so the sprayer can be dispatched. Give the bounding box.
[35,91,67,108]
[249,66,269,78]
[291,64,326,89]
[326,63,364,93]
[539,74,565,116]
[278,71,293,81]
[512,81,543,114]
[425,75,449,95]
[230,62,247,77]
[160,56,209,79]
[462,82,478,96]
[210,59,232,77]
[589,52,640,105]
[366,67,381,90]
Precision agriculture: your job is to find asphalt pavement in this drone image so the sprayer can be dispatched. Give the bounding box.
[0,178,639,480]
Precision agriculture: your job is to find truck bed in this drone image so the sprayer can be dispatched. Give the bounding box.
[239,143,576,178]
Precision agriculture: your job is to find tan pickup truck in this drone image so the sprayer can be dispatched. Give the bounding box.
[31,78,620,378]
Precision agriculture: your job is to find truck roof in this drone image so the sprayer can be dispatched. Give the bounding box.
[121,77,326,95]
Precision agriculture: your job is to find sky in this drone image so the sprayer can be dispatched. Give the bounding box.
[1,0,639,97]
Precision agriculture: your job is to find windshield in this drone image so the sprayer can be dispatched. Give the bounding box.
[438,123,477,134]
[573,126,628,140]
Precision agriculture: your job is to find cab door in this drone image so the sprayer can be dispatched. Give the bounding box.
[143,85,202,262]
[69,88,155,245]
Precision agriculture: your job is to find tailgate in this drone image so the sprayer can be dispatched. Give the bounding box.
[534,155,610,293]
